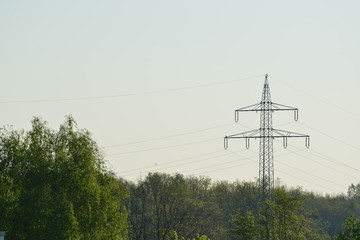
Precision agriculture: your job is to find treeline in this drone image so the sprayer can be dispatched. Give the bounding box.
[1,117,360,239]
[126,172,360,240]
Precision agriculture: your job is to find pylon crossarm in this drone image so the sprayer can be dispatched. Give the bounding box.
[235,103,300,122]
[272,129,310,148]
[224,129,260,149]
[225,129,308,139]
[271,102,299,121]
[235,103,262,122]
[224,128,310,149]
[235,103,262,112]
[226,129,260,138]
[272,129,309,137]
[271,102,298,111]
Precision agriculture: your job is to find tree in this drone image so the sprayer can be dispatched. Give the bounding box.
[209,180,259,239]
[128,173,223,240]
[258,187,316,240]
[335,215,360,240]
[0,116,129,239]
[272,188,307,239]
[230,211,259,240]
[129,173,193,240]
[348,183,360,201]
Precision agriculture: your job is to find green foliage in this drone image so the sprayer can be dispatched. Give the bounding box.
[335,215,360,240]
[167,231,210,240]
[303,192,357,237]
[348,183,360,201]
[230,187,309,240]
[128,173,220,240]
[209,180,259,239]
[0,116,129,240]
[128,176,347,240]
[270,187,307,239]
[230,211,259,240]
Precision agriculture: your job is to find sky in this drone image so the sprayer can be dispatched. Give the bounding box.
[1,0,360,195]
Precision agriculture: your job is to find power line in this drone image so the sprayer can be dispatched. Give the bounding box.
[308,148,360,173]
[195,149,340,193]
[118,139,345,193]
[290,151,359,181]
[120,142,275,178]
[243,145,346,192]
[112,122,294,176]
[104,121,296,157]
[196,162,339,193]
[193,148,291,176]
[120,150,235,176]
[277,159,347,189]
[271,76,360,119]
[121,150,245,177]
[103,121,299,165]
[276,169,339,193]
[197,161,256,175]
[276,142,360,181]
[0,75,262,104]
[196,148,301,175]
[182,151,258,174]
[196,162,339,192]
[299,122,360,152]
[106,137,220,156]
[117,150,225,174]
[103,122,235,148]
[125,148,288,178]
[121,148,257,178]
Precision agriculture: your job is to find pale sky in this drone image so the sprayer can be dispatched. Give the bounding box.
[1,0,360,195]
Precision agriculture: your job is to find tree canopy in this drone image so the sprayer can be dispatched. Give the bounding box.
[0,116,129,240]
[334,215,360,240]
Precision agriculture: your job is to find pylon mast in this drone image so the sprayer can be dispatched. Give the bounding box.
[259,75,274,199]
[224,74,310,200]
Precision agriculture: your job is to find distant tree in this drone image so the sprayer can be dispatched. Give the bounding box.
[334,215,360,240]
[258,187,315,240]
[348,183,360,201]
[303,191,357,237]
[129,173,194,240]
[0,116,129,240]
[272,188,307,239]
[230,210,259,240]
[128,173,223,240]
[209,180,259,239]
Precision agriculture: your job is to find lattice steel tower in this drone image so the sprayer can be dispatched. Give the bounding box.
[224,74,310,200]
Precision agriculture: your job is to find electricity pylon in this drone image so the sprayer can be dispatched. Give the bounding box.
[224,74,310,200]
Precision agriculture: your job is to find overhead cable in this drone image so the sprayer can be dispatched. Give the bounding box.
[0,75,262,104]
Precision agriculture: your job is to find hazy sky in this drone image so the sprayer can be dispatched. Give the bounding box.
[1,0,360,195]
